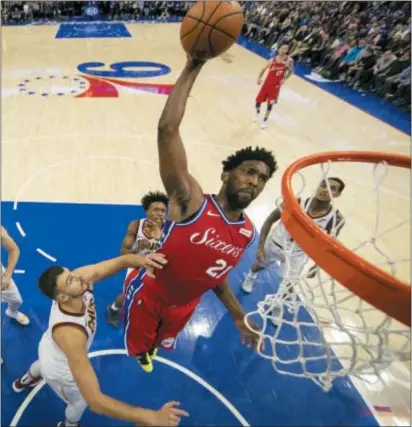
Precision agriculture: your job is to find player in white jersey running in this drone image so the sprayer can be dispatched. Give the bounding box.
[12,252,189,427]
[242,178,345,297]
[1,226,29,326]
[106,191,169,328]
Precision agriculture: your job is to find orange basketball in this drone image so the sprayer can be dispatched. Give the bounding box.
[180,1,244,60]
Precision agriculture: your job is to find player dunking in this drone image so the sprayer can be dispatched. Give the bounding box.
[254,43,294,129]
[13,252,188,427]
[106,191,169,328]
[123,55,278,373]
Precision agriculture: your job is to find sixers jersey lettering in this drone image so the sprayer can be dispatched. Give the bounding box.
[141,195,256,305]
[264,56,290,86]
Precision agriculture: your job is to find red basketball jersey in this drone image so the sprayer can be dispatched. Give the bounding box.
[143,194,256,305]
[263,55,290,86]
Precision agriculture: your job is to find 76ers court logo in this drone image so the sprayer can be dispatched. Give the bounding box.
[17,61,174,98]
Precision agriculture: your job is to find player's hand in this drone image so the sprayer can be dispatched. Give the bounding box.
[235,317,264,352]
[256,249,265,264]
[143,253,168,278]
[136,239,151,251]
[144,220,162,237]
[1,273,11,290]
[152,401,190,426]
[186,54,207,69]
[257,78,262,85]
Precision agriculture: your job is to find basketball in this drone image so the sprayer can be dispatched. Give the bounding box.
[180,1,244,59]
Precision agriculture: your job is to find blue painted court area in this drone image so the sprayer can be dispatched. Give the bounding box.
[56,22,131,38]
[1,201,378,426]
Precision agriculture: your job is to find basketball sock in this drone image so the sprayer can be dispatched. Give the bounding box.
[247,271,258,280]
[263,116,268,122]
[29,360,41,378]
[64,419,79,427]
[111,302,120,311]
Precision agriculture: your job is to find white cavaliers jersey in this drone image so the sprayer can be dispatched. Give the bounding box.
[131,218,162,254]
[38,291,97,381]
[271,199,341,251]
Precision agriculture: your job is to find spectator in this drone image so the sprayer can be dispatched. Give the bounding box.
[393,65,411,109]
[347,46,377,90]
[374,50,410,96]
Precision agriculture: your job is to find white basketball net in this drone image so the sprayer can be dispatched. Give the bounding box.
[244,159,411,392]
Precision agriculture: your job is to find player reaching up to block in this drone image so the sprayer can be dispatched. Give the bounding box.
[12,252,189,427]
[255,43,294,129]
[242,178,345,321]
[123,55,278,373]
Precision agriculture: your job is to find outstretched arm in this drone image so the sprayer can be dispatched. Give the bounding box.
[257,206,282,251]
[213,279,246,321]
[213,279,262,350]
[73,253,167,283]
[55,327,188,425]
[157,58,206,220]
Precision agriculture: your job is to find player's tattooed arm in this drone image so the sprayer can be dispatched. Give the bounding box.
[157,57,206,221]
[284,58,294,82]
[213,278,246,320]
[258,206,282,251]
[120,220,139,255]
[214,279,263,351]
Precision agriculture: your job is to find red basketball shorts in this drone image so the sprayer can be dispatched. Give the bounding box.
[256,83,281,104]
[123,269,201,356]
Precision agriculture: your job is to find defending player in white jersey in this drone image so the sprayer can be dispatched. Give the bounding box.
[242,178,345,295]
[1,226,29,326]
[106,191,169,328]
[12,252,189,427]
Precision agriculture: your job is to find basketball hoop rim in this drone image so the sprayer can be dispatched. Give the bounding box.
[281,151,411,327]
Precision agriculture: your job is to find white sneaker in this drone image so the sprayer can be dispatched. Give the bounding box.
[5,308,30,326]
[253,112,260,122]
[242,275,255,293]
[261,120,268,129]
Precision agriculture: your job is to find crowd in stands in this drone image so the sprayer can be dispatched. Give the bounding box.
[1,1,193,23]
[242,1,411,111]
[2,1,411,111]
